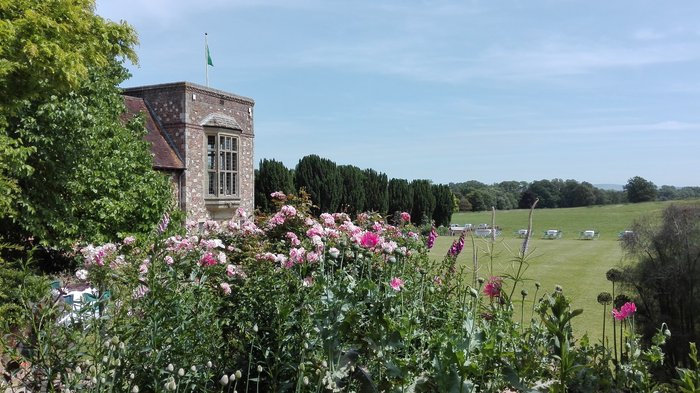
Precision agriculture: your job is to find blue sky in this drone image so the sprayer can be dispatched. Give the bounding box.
[96,0,700,187]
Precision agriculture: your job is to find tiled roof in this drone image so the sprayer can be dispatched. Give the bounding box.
[122,96,185,170]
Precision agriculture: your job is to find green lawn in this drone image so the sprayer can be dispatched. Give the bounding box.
[428,199,699,343]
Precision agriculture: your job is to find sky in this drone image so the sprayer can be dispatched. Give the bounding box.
[95,0,700,187]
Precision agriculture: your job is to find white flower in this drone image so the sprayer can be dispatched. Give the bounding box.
[167,363,174,372]
[219,375,229,386]
[131,386,139,393]
[76,269,88,281]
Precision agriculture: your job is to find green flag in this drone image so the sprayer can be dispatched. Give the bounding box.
[206,44,213,66]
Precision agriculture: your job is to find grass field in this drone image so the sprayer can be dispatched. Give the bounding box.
[427,199,699,343]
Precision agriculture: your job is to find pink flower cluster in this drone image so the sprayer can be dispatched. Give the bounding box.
[612,302,636,320]
[447,233,465,257]
[426,227,438,249]
[81,243,118,267]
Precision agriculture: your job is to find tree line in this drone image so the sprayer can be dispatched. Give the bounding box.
[451,176,700,211]
[254,156,455,226]
[257,156,700,221]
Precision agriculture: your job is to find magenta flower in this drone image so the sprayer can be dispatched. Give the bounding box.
[426,227,438,249]
[360,231,380,248]
[612,301,637,320]
[199,252,218,267]
[400,212,411,223]
[447,233,465,257]
[390,277,405,291]
[483,276,503,298]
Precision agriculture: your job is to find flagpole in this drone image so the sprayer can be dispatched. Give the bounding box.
[205,32,209,87]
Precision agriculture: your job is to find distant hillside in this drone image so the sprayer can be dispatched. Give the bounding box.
[594,184,624,191]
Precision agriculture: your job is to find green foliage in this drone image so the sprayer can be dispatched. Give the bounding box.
[388,178,413,217]
[0,249,49,333]
[431,184,454,227]
[254,158,295,212]
[620,203,700,368]
[625,176,658,203]
[295,154,342,214]
[466,189,495,212]
[675,342,700,392]
[362,168,388,215]
[0,0,170,251]
[527,179,561,208]
[0,0,137,115]
[0,134,33,217]
[338,165,366,215]
[4,63,172,249]
[410,179,435,225]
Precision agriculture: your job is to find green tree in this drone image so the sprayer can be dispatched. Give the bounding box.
[294,155,342,214]
[363,168,388,215]
[388,178,413,216]
[255,159,294,213]
[338,165,366,216]
[410,180,435,225]
[518,189,539,209]
[0,1,171,249]
[568,181,597,207]
[0,0,137,117]
[4,63,172,248]
[624,176,658,203]
[527,179,561,208]
[431,184,454,227]
[658,185,679,201]
[620,204,700,367]
[1,0,137,225]
[466,189,495,212]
